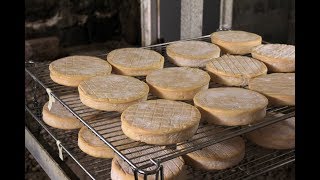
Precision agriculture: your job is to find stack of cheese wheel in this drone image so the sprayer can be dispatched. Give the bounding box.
[121,99,201,145]
[210,30,262,55]
[193,87,268,126]
[177,127,245,170]
[78,75,149,112]
[205,55,267,86]
[146,67,210,100]
[248,73,295,106]
[246,113,295,149]
[49,55,112,87]
[107,48,164,76]
[166,40,221,67]
[78,117,140,158]
[251,44,295,72]
[111,146,185,180]
[42,100,83,129]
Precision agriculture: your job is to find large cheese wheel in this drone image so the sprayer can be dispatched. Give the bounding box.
[78,75,149,112]
[121,99,201,145]
[49,55,112,87]
[78,118,139,158]
[42,101,83,129]
[166,40,220,67]
[248,73,295,106]
[251,44,295,72]
[111,146,185,180]
[211,30,262,55]
[177,127,245,170]
[107,48,164,76]
[205,55,267,86]
[193,87,268,126]
[146,67,210,100]
[246,114,295,149]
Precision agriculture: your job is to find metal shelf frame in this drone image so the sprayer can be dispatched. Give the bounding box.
[25,35,295,180]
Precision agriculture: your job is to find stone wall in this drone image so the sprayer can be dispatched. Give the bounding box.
[25,0,140,47]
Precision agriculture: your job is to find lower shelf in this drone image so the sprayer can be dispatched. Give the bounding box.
[25,103,295,180]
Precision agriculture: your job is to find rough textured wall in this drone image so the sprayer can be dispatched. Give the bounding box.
[233,0,295,44]
[25,0,140,46]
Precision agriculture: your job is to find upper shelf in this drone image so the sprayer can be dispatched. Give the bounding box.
[25,35,295,176]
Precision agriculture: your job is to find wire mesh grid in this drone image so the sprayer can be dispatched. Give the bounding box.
[25,35,295,179]
[26,98,294,180]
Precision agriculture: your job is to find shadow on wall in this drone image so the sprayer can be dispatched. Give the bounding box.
[25,0,141,47]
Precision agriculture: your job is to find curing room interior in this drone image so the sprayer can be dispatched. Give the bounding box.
[25,0,295,179]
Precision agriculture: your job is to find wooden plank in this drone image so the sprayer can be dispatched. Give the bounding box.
[180,0,204,39]
[140,0,158,46]
[25,127,70,180]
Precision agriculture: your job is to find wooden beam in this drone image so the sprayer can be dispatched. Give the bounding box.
[180,0,204,39]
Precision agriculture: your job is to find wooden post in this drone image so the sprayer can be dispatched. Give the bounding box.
[180,0,204,39]
[140,0,159,46]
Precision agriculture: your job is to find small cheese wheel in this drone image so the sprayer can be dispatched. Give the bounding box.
[78,75,149,112]
[121,99,201,145]
[211,30,262,55]
[248,73,295,106]
[111,146,185,180]
[42,101,83,129]
[205,55,267,86]
[177,127,245,170]
[251,44,295,72]
[107,48,164,76]
[146,67,210,100]
[78,118,139,158]
[78,126,114,158]
[166,40,221,67]
[193,87,268,126]
[246,114,295,149]
[49,55,112,87]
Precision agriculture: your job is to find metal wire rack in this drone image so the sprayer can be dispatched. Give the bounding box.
[25,35,295,179]
[25,97,294,180]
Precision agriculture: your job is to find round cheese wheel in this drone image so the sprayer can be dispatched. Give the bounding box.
[251,44,295,72]
[211,30,262,55]
[193,87,268,126]
[121,99,201,145]
[246,115,295,149]
[248,73,295,106]
[42,101,83,129]
[107,48,164,76]
[166,40,220,67]
[177,127,245,170]
[78,75,149,112]
[111,146,185,180]
[205,55,267,86]
[146,67,210,100]
[49,55,112,87]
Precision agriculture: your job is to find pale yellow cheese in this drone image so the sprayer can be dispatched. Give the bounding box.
[49,55,112,87]
[166,40,221,67]
[111,146,185,180]
[246,113,295,149]
[206,55,267,86]
[193,87,268,126]
[107,48,164,76]
[251,44,295,72]
[146,67,210,100]
[177,127,245,170]
[42,101,83,129]
[121,99,201,145]
[78,75,149,112]
[248,73,295,106]
[211,30,262,55]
